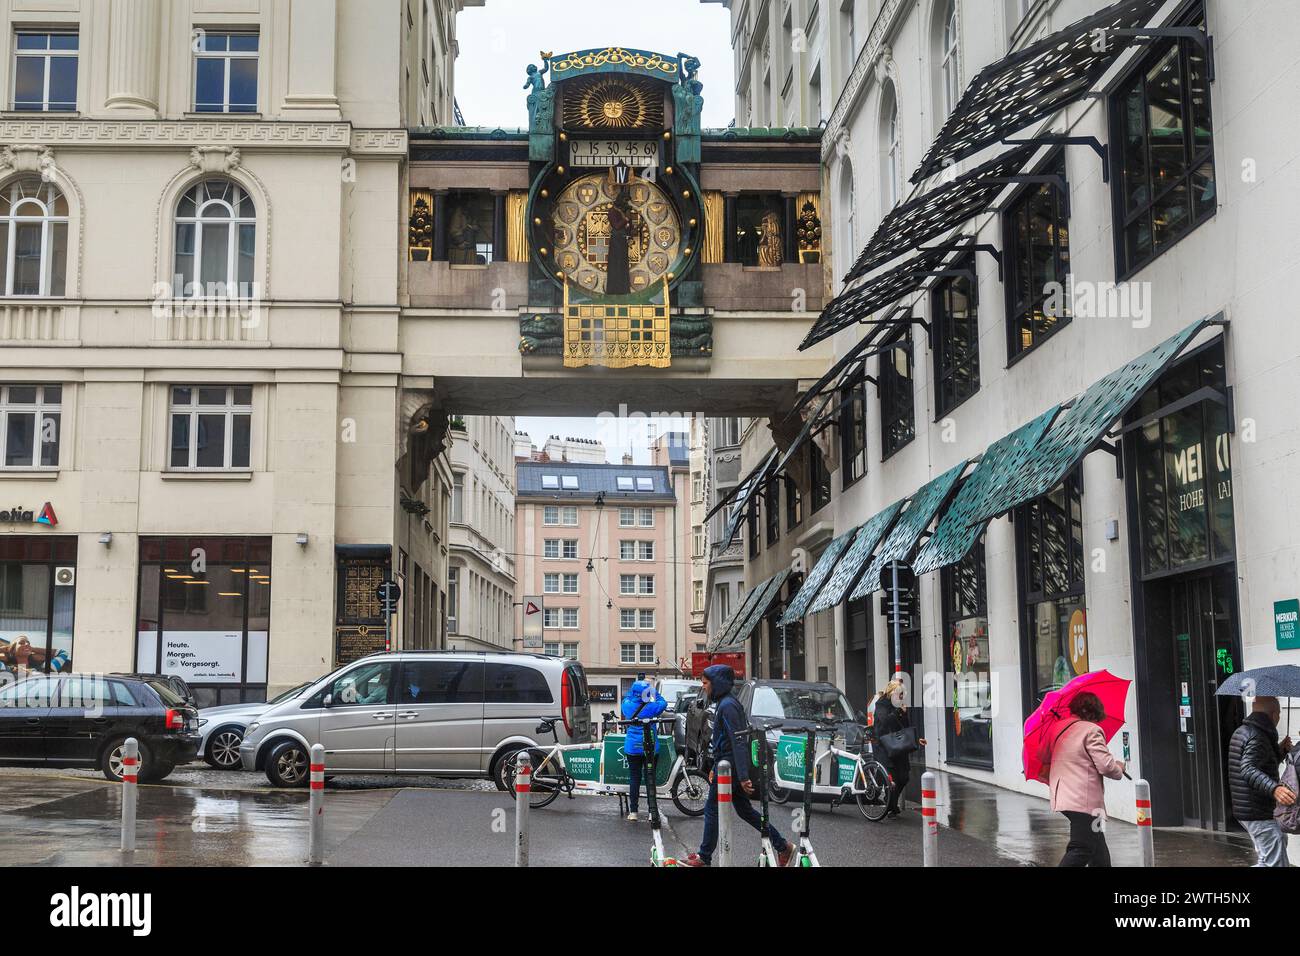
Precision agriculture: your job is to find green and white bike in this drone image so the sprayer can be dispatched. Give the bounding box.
[769,722,894,823]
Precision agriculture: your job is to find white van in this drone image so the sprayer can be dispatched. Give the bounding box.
[239,651,591,788]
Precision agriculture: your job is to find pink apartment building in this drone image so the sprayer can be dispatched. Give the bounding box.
[514,437,692,703]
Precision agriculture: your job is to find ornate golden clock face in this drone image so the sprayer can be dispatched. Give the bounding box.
[561,76,664,131]
[552,172,680,295]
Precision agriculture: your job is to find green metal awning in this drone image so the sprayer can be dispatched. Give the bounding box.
[852,461,968,599]
[807,501,904,615]
[777,528,857,626]
[707,576,768,652]
[710,449,779,550]
[713,569,791,651]
[912,410,1058,575]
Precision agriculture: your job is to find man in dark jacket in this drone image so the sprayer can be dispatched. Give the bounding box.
[1228,696,1295,866]
[683,664,792,866]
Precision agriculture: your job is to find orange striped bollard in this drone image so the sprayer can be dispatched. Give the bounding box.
[1135,778,1154,867]
[120,737,138,854]
[515,751,531,867]
[921,771,938,867]
[308,744,325,865]
[716,759,732,867]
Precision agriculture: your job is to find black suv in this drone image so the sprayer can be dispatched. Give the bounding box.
[0,673,200,782]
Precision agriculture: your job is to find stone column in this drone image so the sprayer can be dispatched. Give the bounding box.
[104,0,162,115]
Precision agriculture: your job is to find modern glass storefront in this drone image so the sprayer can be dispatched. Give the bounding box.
[942,539,992,769]
[135,535,271,707]
[0,535,76,678]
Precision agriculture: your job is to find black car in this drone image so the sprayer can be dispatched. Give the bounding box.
[111,673,196,707]
[0,673,200,782]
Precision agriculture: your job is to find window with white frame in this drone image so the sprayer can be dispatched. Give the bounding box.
[544,539,560,559]
[638,609,655,630]
[693,580,704,612]
[940,1,961,119]
[173,179,255,297]
[562,641,578,658]
[638,643,655,664]
[562,573,578,594]
[638,575,655,595]
[561,506,578,526]
[619,540,635,561]
[543,641,560,656]
[0,177,68,297]
[541,474,559,489]
[636,477,654,491]
[562,607,578,629]
[619,506,635,527]
[194,30,258,113]
[882,83,902,210]
[543,505,559,525]
[693,524,705,558]
[543,573,560,593]
[619,574,636,595]
[168,385,251,471]
[692,474,703,502]
[0,384,60,469]
[563,539,578,559]
[620,608,636,630]
[638,541,654,561]
[561,475,578,490]
[447,567,458,632]
[543,608,560,628]
[637,507,654,528]
[620,643,637,664]
[12,31,78,112]
[451,474,464,523]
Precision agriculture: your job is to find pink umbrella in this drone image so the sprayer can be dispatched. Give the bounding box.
[1022,669,1131,783]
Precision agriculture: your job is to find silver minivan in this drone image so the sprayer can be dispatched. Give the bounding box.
[239,651,591,788]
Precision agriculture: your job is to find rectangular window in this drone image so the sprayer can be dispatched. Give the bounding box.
[619,540,635,561]
[620,574,636,595]
[880,328,915,458]
[637,507,654,527]
[839,371,867,487]
[168,385,252,471]
[932,256,981,416]
[543,539,560,559]
[638,643,656,664]
[692,474,704,502]
[941,539,993,769]
[1016,470,1086,708]
[543,505,559,525]
[1111,10,1214,277]
[638,609,655,630]
[734,194,785,267]
[809,441,831,514]
[620,643,637,664]
[638,541,654,561]
[638,574,655,596]
[617,476,634,491]
[619,506,635,527]
[562,573,578,594]
[543,641,560,656]
[447,567,458,632]
[0,383,61,469]
[693,524,705,559]
[747,499,760,559]
[764,476,781,546]
[0,536,77,674]
[636,477,654,491]
[620,608,636,630]
[561,506,578,527]
[543,607,559,628]
[194,30,259,113]
[784,474,803,531]
[451,475,464,523]
[562,607,578,629]
[12,31,78,112]
[561,539,577,559]
[541,474,559,489]
[561,475,579,490]
[1004,153,1070,360]
[543,573,559,593]
[693,580,704,612]
[562,641,578,658]
[445,191,495,265]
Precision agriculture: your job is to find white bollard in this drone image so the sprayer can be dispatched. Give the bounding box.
[716,759,733,868]
[120,737,138,854]
[1135,778,1155,867]
[308,744,325,865]
[515,751,531,867]
[921,771,938,867]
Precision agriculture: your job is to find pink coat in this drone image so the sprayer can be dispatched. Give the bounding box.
[1047,720,1124,816]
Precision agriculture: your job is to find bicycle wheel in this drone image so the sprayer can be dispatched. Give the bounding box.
[855,760,893,822]
[767,758,793,805]
[671,768,710,816]
[504,748,563,809]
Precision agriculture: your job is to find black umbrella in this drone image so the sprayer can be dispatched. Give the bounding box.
[1217,666,1300,736]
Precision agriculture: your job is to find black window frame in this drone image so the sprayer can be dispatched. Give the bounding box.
[784,473,803,531]
[1002,151,1071,363]
[879,325,915,459]
[747,498,760,559]
[809,440,831,515]
[839,369,868,489]
[1108,3,1215,280]
[764,475,781,546]
[940,536,993,770]
[931,255,981,418]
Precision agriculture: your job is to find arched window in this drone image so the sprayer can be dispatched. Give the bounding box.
[881,84,902,210]
[941,1,961,117]
[838,161,856,284]
[173,179,255,296]
[0,176,68,296]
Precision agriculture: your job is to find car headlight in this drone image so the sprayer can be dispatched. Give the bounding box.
[245,722,260,735]
[197,718,208,728]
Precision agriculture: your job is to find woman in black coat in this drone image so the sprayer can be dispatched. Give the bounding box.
[872,679,926,816]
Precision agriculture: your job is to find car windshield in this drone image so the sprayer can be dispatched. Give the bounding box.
[750,685,855,722]
[147,680,188,707]
[268,681,314,706]
[659,680,699,702]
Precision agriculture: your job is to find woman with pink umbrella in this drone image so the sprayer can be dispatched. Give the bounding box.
[1023,669,1131,866]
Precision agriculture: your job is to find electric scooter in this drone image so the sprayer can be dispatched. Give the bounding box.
[636,715,680,867]
[751,721,783,866]
[791,724,827,867]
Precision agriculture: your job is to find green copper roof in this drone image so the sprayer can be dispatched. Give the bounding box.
[702,127,822,142]
[911,410,1058,576]
[411,126,529,139]
[807,501,904,615]
[778,528,857,626]
[853,460,969,599]
[715,569,791,650]
[981,318,1213,517]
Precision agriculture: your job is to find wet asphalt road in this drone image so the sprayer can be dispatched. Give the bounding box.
[0,763,1257,866]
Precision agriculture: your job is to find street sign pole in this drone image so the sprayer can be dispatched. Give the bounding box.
[891,561,902,677]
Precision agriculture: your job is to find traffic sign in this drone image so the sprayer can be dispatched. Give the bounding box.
[377,579,401,615]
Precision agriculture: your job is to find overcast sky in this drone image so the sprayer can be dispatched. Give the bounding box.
[460,1,734,462]
[455,0,737,130]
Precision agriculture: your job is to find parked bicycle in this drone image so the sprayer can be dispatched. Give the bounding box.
[768,721,894,822]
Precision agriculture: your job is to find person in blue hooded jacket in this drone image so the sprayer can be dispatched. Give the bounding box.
[683,664,792,866]
[620,679,667,821]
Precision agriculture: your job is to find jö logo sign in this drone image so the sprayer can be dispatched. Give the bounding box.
[0,502,57,526]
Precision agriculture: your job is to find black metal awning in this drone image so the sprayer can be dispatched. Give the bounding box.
[710,569,792,651]
[707,448,779,550]
[799,242,968,351]
[911,0,1167,183]
[845,145,1035,281]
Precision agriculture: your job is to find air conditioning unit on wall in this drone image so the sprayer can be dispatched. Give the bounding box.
[54,566,75,587]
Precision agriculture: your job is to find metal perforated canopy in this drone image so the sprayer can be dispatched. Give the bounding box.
[708,576,767,652]
[800,244,962,351]
[912,409,1059,576]
[911,0,1166,183]
[713,569,791,651]
[808,501,904,615]
[778,528,857,626]
[709,448,779,549]
[852,461,969,599]
[845,145,1036,281]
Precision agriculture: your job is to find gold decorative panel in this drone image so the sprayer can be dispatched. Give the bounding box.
[562,277,671,369]
[702,191,724,264]
[506,190,529,262]
[561,75,664,131]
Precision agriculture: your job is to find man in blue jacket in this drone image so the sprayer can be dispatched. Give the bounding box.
[620,679,667,821]
[684,664,792,866]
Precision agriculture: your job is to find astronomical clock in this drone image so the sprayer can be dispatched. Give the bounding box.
[519,47,711,368]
